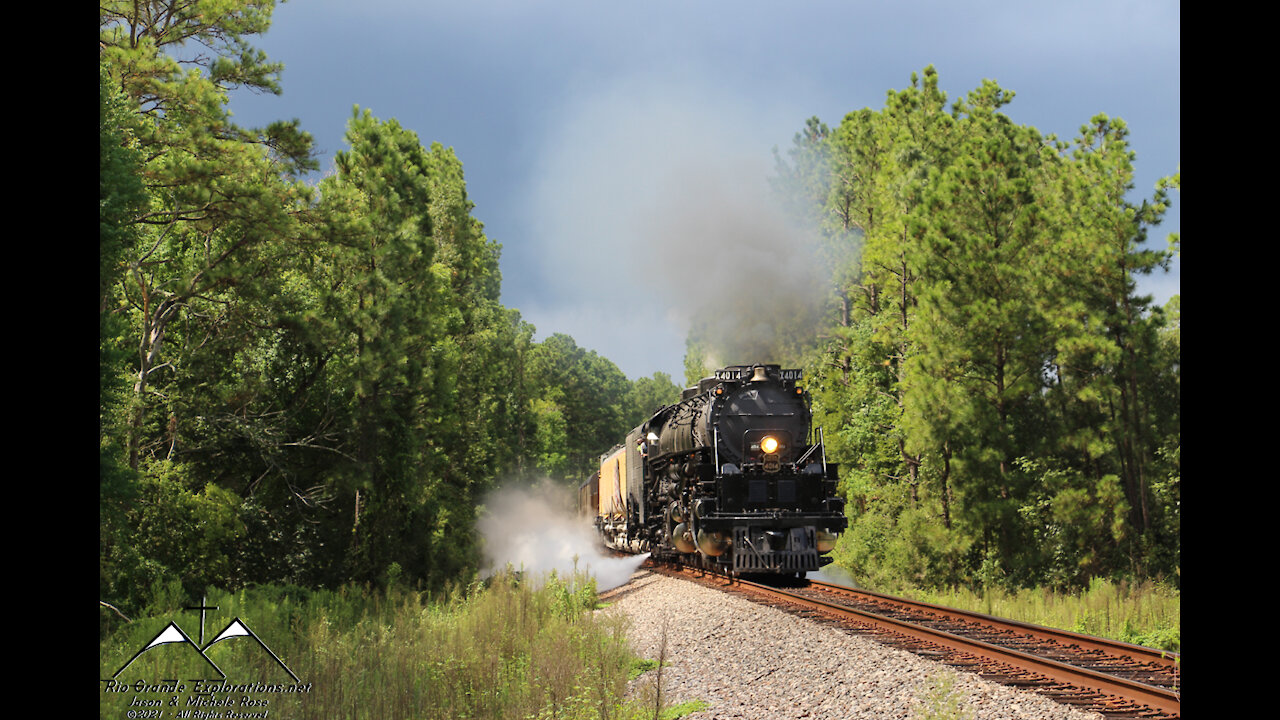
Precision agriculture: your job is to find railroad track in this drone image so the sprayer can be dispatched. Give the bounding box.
[649,559,1179,719]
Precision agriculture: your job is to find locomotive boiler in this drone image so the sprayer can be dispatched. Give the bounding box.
[583,363,846,576]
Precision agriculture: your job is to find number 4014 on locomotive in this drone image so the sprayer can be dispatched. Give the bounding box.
[578,364,847,577]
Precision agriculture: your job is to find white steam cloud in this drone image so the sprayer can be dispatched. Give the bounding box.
[478,480,648,592]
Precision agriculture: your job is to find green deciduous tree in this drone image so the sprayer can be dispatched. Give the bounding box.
[524,334,632,483]
[625,372,682,428]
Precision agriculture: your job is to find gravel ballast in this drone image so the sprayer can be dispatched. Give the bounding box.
[599,568,1104,720]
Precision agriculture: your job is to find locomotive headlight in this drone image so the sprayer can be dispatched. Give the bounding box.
[760,436,779,454]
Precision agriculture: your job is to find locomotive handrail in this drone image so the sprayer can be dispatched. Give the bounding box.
[819,427,828,475]
[713,425,720,470]
[794,440,821,467]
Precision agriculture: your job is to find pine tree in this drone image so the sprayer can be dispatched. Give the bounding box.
[784,68,1179,589]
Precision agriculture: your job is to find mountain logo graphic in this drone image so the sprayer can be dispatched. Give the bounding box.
[113,617,298,682]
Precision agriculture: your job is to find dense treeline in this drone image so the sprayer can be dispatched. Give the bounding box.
[102,2,1176,618]
[763,67,1180,592]
[99,0,680,615]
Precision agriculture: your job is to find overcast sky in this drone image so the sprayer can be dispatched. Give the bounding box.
[229,0,1180,382]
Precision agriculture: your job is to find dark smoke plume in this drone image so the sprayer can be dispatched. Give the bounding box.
[523,72,831,380]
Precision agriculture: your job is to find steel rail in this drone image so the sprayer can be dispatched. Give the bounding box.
[730,575,1180,716]
[807,579,1179,670]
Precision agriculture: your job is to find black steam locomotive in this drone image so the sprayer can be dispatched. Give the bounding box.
[580,363,846,576]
